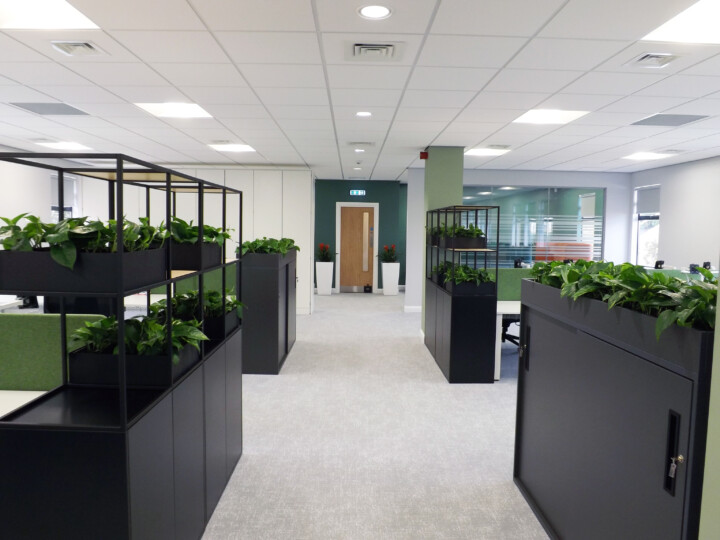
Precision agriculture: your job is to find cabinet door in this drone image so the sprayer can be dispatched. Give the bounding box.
[204,346,228,518]
[278,265,288,361]
[226,330,243,475]
[128,396,175,540]
[517,310,692,540]
[287,258,297,351]
[173,367,205,540]
[424,281,437,356]
[437,291,452,379]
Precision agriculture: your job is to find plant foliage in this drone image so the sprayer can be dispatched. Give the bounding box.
[379,244,397,263]
[169,216,231,247]
[531,260,717,339]
[316,243,333,262]
[239,237,299,256]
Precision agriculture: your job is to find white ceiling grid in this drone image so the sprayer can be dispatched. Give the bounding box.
[0,0,717,178]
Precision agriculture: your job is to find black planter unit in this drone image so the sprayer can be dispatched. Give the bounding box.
[424,205,500,383]
[515,279,714,540]
[240,250,297,374]
[170,241,222,270]
[0,153,244,540]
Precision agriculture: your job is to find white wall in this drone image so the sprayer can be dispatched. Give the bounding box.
[0,161,53,222]
[632,157,720,269]
[405,169,425,312]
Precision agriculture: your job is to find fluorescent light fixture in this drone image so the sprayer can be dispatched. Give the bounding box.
[36,141,91,150]
[208,143,255,152]
[643,0,720,44]
[513,109,589,125]
[354,148,365,153]
[358,5,391,20]
[623,152,673,161]
[462,196,473,200]
[0,0,98,29]
[465,147,510,157]
[477,191,492,195]
[499,186,516,190]
[356,111,372,117]
[135,102,212,119]
[353,167,362,170]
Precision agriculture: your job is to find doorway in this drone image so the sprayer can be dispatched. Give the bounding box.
[335,202,379,293]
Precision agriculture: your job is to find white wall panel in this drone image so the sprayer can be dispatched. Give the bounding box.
[405,169,424,312]
[225,169,253,243]
[282,170,314,315]
[0,161,52,222]
[253,170,283,239]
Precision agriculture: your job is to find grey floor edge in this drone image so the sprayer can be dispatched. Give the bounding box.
[203,292,548,540]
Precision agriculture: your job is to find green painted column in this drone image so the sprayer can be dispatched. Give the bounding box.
[424,146,464,211]
[422,146,464,332]
[699,307,720,538]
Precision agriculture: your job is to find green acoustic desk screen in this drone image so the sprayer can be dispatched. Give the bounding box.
[492,268,534,301]
[0,314,103,391]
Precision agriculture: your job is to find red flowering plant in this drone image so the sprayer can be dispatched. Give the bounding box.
[379,244,397,263]
[316,242,333,262]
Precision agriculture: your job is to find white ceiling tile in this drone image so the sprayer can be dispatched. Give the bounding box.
[315,0,437,33]
[332,106,396,121]
[189,0,315,31]
[0,85,57,102]
[3,30,138,63]
[330,89,402,107]
[255,87,329,106]
[597,42,720,75]
[327,65,411,89]
[275,118,334,131]
[573,111,647,126]
[105,85,188,103]
[454,108,525,123]
[418,36,527,68]
[408,67,496,91]
[385,131,435,146]
[45,116,118,129]
[201,104,270,119]
[391,121,450,132]
[538,93,623,111]
[267,105,331,119]
[485,69,583,93]
[604,125,674,138]
[508,38,629,71]
[238,64,325,88]
[72,103,158,119]
[600,95,690,114]
[66,63,168,86]
[334,123,390,136]
[109,31,230,63]
[0,33,48,62]
[160,118,227,130]
[216,32,321,64]
[540,0,697,40]
[467,92,548,110]
[561,72,665,95]
[321,32,423,66]
[224,119,282,132]
[636,75,720,98]
[33,86,126,104]
[68,0,205,30]
[432,0,567,36]
[401,90,474,108]
[152,63,247,87]
[0,62,93,86]
[179,86,261,105]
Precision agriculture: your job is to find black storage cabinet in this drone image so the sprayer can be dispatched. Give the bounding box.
[0,153,244,539]
[515,279,714,540]
[424,205,499,383]
[241,250,297,374]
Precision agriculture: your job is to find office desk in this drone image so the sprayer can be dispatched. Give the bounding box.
[495,300,521,380]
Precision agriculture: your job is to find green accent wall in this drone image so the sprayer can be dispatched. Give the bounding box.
[314,180,406,289]
[424,147,464,210]
[699,310,720,538]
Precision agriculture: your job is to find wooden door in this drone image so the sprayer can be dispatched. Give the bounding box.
[340,207,374,292]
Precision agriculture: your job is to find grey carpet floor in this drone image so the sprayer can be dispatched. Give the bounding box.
[203,293,548,540]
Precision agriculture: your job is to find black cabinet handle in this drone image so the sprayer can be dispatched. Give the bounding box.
[664,410,682,495]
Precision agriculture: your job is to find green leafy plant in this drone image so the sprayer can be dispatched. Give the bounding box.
[531,260,717,339]
[204,289,243,319]
[447,264,493,286]
[379,244,397,263]
[239,237,299,256]
[70,315,208,365]
[150,289,243,322]
[449,223,485,238]
[169,216,231,247]
[316,242,333,262]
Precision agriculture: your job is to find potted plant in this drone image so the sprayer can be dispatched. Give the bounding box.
[443,264,495,295]
[315,242,334,295]
[379,244,400,295]
[68,315,208,387]
[169,216,230,270]
[202,289,243,347]
[0,214,167,292]
[440,223,487,249]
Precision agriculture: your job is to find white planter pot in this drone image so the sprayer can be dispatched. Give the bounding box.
[381,262,400,295]
[315,261,334,295]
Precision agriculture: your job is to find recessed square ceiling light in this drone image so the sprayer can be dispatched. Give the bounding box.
[356,111,372,117]
[354,148,366,153]
[465,148,510,157]
[353,167,362,170]
[135,102,212,119]
[623,152,673,161]
[208,143,255,152]
[0,0,98,29]
[513,109,589,125]
[36,141,91,151]
[643,0,720,44]
[358,5,392,20]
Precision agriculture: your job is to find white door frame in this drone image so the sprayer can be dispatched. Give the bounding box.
[335,202,379,293]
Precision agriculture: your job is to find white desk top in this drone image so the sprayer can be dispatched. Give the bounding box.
[497,300,521,315]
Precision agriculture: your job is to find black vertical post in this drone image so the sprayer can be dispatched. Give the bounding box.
[57,170,68,384]
[108,180,115,220]
[165,174,172,362]
[115,158,127,429]
[198,183,205,352]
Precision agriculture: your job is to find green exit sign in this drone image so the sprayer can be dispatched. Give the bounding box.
[350,189,366,196]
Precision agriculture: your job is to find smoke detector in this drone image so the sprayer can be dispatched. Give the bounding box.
[51,41,105,57]
[626,52,678,69]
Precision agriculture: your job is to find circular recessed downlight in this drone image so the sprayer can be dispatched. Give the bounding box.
[359,5,392,20]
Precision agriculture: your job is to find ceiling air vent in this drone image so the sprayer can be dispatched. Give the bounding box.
[627,52,678,69]
[11,102,88,116]
[632,114,707,127]
[51,41,105,57]
[353,43,395,59]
